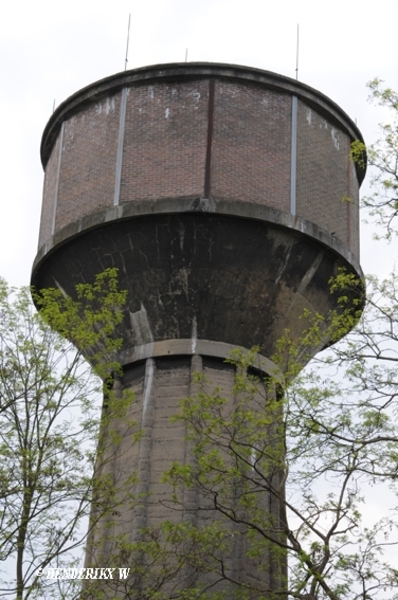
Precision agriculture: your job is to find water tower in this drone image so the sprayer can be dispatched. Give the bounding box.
[32,63,365,597]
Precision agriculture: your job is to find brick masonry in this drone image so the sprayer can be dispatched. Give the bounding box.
[47,92,121,240]
[38,133,61,248]
[211,81,291,211]
[120,80,208,202]
[296,100,359,256]
[84,355,278,596]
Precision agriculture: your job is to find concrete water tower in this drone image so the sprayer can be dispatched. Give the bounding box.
[32,63,365,597]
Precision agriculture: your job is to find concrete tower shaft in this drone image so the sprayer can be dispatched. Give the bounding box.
[32,63,365,595]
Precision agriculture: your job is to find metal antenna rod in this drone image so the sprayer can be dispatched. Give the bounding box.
[295,24,299,80]
[185,48,188,62]
[125,13,131,71]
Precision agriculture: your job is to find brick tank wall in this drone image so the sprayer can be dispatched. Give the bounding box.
[40,93,121,249]
[211,81,291,211]
[296,100,357,255]
[38,133,61,248]
[56,93,121,231]
[120,80,208,202]
[39,66,363,263]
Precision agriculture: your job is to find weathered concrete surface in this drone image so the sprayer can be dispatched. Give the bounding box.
[33,208,362,366]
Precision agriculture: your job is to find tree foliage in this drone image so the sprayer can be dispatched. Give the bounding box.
[352,79,398,239]
[0,269,134,600]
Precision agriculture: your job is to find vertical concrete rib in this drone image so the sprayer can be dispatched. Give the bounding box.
[182,354,202,525]
[347,137,352,250]
[290,95,298,216]
[134,358,155,535]
[51,121,64,235]
[204,79,215,198]
[114,87,128,206]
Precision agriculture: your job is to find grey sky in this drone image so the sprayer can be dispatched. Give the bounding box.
[1,0,397,286]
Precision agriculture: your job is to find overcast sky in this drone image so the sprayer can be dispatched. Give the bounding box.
[1,0,397,287]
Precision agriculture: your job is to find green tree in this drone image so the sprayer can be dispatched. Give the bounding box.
[352,79,398,239]
[0,269,134,600]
